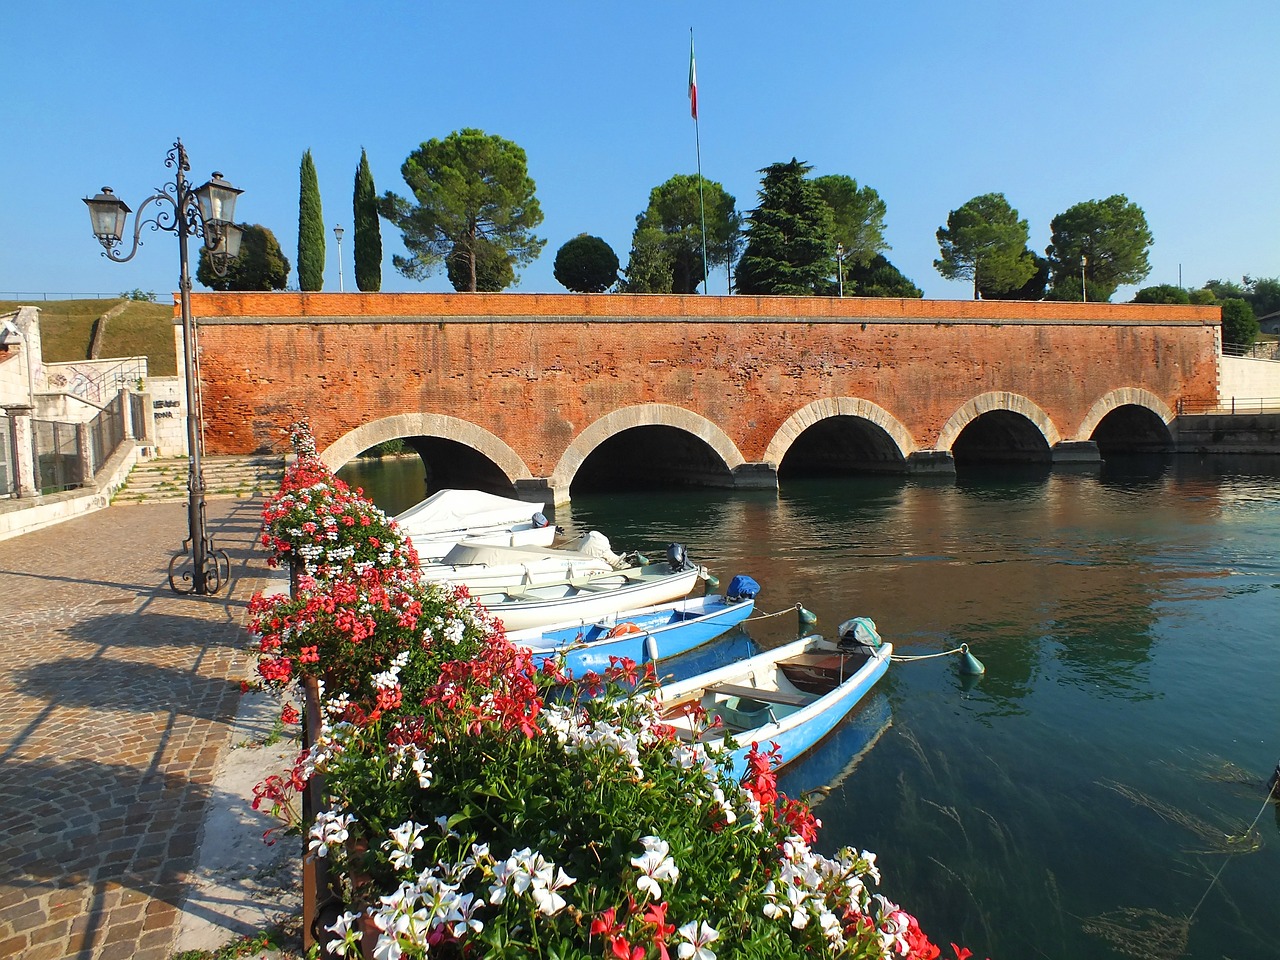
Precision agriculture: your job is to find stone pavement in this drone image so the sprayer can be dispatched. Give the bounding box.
[0,497,284,960]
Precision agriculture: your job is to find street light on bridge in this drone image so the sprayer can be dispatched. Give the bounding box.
[83,140,244,596]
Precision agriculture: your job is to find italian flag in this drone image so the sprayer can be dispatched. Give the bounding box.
[688,36,698,120]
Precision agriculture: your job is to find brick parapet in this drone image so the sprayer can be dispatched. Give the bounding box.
[183,292,1220,325]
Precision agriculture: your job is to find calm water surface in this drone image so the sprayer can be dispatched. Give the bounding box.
[339,455,1280,960]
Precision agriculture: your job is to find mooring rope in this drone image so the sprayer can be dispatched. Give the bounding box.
[1185,776,1278,925]
[891,646,968,662]
[743,603,807,623]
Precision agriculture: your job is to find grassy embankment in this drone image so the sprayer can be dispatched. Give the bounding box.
[0,298,176,376]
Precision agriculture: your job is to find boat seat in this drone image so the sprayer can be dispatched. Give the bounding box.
[705,682,811,708]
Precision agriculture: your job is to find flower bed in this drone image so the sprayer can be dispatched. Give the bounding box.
[250,425,977,960]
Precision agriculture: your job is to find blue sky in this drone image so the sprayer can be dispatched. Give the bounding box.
[2,1,1276,301]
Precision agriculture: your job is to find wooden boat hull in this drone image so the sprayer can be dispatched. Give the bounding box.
[657,635,892,781]
[506,594,755,675]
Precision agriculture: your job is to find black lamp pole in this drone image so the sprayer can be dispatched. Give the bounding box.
[84,139,243,595]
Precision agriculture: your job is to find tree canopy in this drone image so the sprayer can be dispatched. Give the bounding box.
[196,223,290,291]
[380,128,545,292]
[1045,195,1152,302]
[1203,276,1280,318]
[554,235,619,293]
[841,254,922,298]
[622,175,739,293]
[734,159,835,296]
[1220,297,1259,347]
[812,175,887,269]
[445,238,513,292]
[353,148,382,292]
[1132,284,1190,305]
[297,149,325,291]
[934,193,1035,300]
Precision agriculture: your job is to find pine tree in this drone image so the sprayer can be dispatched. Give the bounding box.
[297,149,325,291]
[353,148,382,292]
[735,159,835,296]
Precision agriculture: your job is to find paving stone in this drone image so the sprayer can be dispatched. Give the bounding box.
[0,498,274,958]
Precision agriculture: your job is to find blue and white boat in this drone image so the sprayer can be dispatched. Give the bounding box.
[505,587,757,676]
[654,618,891,781]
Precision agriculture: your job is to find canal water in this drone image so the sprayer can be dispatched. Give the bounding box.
[338,455,1280,960]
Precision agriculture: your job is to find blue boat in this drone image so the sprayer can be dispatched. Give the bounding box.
[505,592,756,677]
[655,619,892,782]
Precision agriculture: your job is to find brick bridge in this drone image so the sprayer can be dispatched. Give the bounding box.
[187,293,1220,504]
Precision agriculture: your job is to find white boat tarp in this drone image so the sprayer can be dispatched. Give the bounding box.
[393,489,546,538]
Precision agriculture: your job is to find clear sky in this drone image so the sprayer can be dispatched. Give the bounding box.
[2,1,1276,302]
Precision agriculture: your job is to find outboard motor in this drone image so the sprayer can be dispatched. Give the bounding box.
[725,574,760,602]
[666,542,693,571]
[837,617,882,655]
[531,512,550,528]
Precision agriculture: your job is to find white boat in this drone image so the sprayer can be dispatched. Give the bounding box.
[392,489,555,561]
[654,618,892,781]
[469,547,707,632]
[419,535,621,592]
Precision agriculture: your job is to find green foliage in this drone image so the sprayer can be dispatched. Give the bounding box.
[1188,288,1217,305]
[1202,278,1247,300]
[196,223,290,291]
[1132,284,1190,305]
[735,159,835,296]
[978,252,1049,300]
[119,288,157,302]
[1245,276,1280,317]
[553,234,619,292]
[841,254,922,298]
[445,238,514,292]
[811,174,887,268]
[360,438,408,458]
[1220,297,1259,347]
[381,128,545,292]
[619,226,674,293]
[623,174,740,294]
[1046,194,1153,302]
[353,148,383,292]
[934,193,1035,299]
[297,149,325,291]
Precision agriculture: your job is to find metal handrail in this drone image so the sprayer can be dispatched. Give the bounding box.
[1177,397,1280,415]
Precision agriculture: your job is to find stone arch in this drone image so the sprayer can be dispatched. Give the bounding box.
[319,413,532,482]
[1075,388,1175,439]
[936,391,1061,452]
[549,404,745,492]
[762,398,917,466]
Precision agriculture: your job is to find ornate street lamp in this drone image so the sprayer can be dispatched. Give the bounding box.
[84,139,243,595]
[836,242,846,298]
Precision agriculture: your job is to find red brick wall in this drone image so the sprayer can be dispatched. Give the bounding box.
[187,293,1220,468]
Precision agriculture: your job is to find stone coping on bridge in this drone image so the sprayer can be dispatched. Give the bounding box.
[181,292,1221,326]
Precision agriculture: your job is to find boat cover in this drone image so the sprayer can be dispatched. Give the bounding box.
[393,489,546,538]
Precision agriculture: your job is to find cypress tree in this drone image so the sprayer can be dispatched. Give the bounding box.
[352,148,382,291]
[735,159,835,296]
[297,149,325,291]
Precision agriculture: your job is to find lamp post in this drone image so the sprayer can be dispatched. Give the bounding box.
[84,139,243,595]
[836,242,846,298]
[333,224,345,292]
[1081,254,1088,303]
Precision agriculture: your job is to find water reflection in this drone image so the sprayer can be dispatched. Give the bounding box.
[341,454,1280,959]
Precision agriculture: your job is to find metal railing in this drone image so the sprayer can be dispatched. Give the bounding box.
[0,292,124,301]
[1222,342,1280,360]
[32,419,84,493]
[1177,397,1280,415]
[0,414,13,497]
[131,392,147,440]
[88,394,125,471]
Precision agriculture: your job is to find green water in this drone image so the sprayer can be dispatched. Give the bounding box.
[338,455,1280,959]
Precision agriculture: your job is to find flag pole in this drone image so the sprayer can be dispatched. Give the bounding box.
[690,28,709,294]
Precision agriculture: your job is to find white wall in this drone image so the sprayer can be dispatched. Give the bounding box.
[147,376,188,456]
[1220,356,1280,402]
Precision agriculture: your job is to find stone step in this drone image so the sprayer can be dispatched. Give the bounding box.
[115,455,285,504]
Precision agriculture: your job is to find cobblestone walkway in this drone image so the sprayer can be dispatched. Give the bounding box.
[0,499,271,960]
